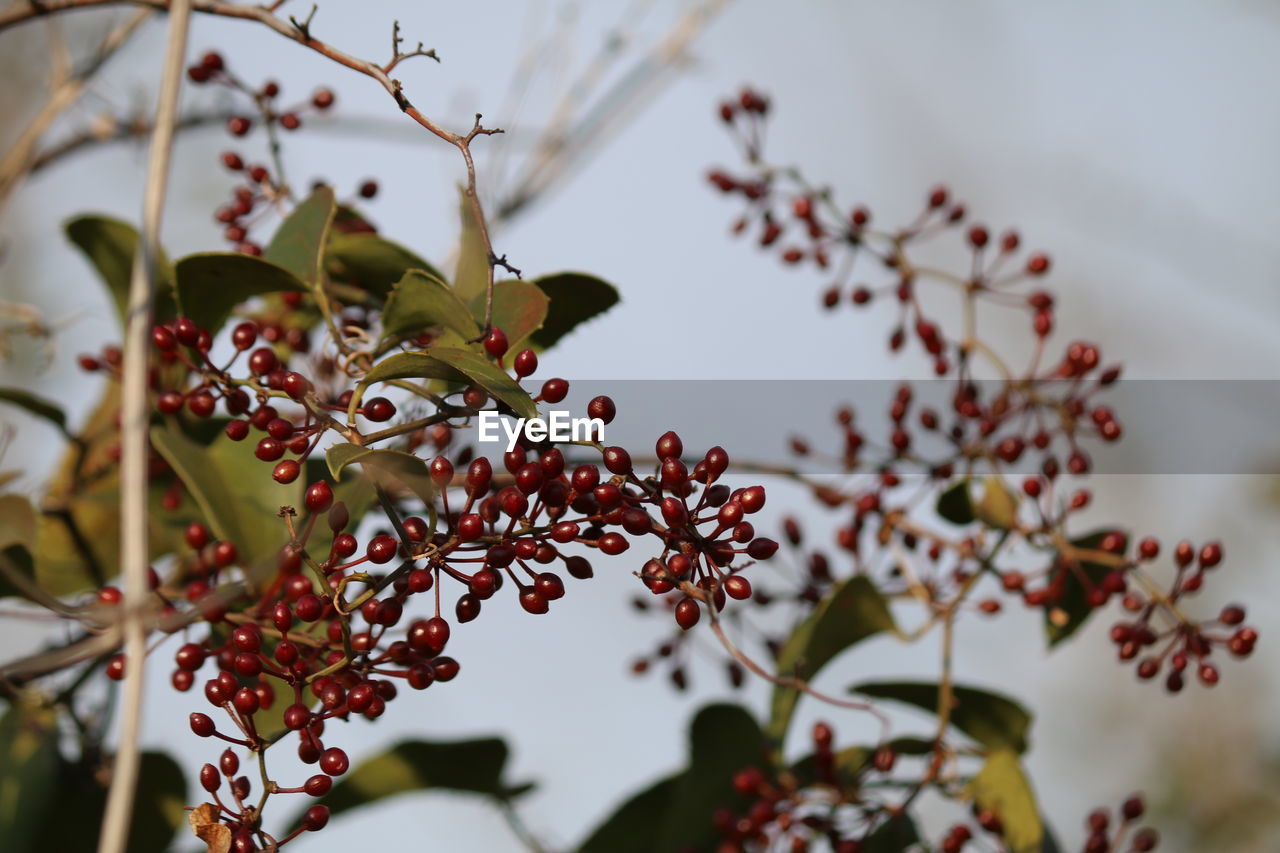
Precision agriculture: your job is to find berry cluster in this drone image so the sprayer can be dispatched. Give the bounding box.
[186,48,376,254]
[699,87,1255,697]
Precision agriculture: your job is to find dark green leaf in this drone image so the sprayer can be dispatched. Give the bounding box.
[454,188,490,303]
[936,479,974,525]
[1045,529,1127,648]
[967,748,1043,853]
[381,270,478,343]
[0,545,36,600]
[0,698,59,851]
[326,232,445,296]
[578,704,764,853]
[265,185,336,285]
[576,775,679,853]
[470,280,549,350]
[0,495,38,600]
[847,681,1032,754]
[767,575,896,744]
[64,214,175,327]
[975,477,1018,529]
[326,444,435,511]
[35,751,186,853]
[656,704,765,851]
[174,253,309,336]
[0,388,67,434]
[529,272,619,350]
[293,737,529,827]
[861,813,921,853]
[359,348,537,419]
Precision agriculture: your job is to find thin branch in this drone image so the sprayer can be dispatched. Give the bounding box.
[96,2,190,852]
[0,0,513,332]
[680,578,892,739]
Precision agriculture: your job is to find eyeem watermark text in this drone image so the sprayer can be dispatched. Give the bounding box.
[477,411,604,452]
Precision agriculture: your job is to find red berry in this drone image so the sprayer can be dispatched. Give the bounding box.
[674,598,700,630]
[363,397,396,422]
[305,481,334,513]
[483,328,509,359]
[319,746,349,776]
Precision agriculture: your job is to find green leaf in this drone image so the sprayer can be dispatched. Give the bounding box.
[381,270,478,343]
[359,348,537,419]
[151,427,295,581]
[174,253,308,336]
[936,479,974,525]
[35,751,186,853]
[966,748,1043,853]
[0,495,38,600]
[576,775,679,853]
[847,681,1033,754]
[65,214,175,328]
[0,698,59,851]
[975,477,1019,529]
[0,388,67,434]
[326,445,435,511]
[861,813,921,852]
[0,494,37,553]
[326,232,446,296]
[1045,529,1127,648]
[469,280,549,350]
[655,704,765,851]
[292,737,530,829]
[453,188,490,303]
[767,575,896,745]
[529,272,619,350]
[265,185,336,285]
[578,704,764,853]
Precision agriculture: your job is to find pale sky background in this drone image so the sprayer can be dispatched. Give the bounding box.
[2,1,1280,851]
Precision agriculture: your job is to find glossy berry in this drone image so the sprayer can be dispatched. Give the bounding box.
[364,397,396,422]
[319,747,350,776]
[674,598,700,630]
[305,481,334,513]
[367,535,398,564]
[483,327,509,358]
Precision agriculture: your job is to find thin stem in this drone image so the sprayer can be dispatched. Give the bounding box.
[96,3,191,853]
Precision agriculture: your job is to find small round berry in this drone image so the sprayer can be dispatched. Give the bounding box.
[273,459,300,484]
[227,116,252,136]
[190,712,216,737]
[358,180,378,199]
[513,349,538,378]
[366,535,398,564]
[303,805,330,831]
[483,328,509,359]
[304,774,332,797]
[312,88,335,109]
[363,396,396,422]
[540,378,569,403]
[319,746,349,776]
[247,346,278,375]
[586,395,616,424]
[305,481,334,513]
[282,703,311,731]
[674,598,701,630]
[280,113,301,130]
